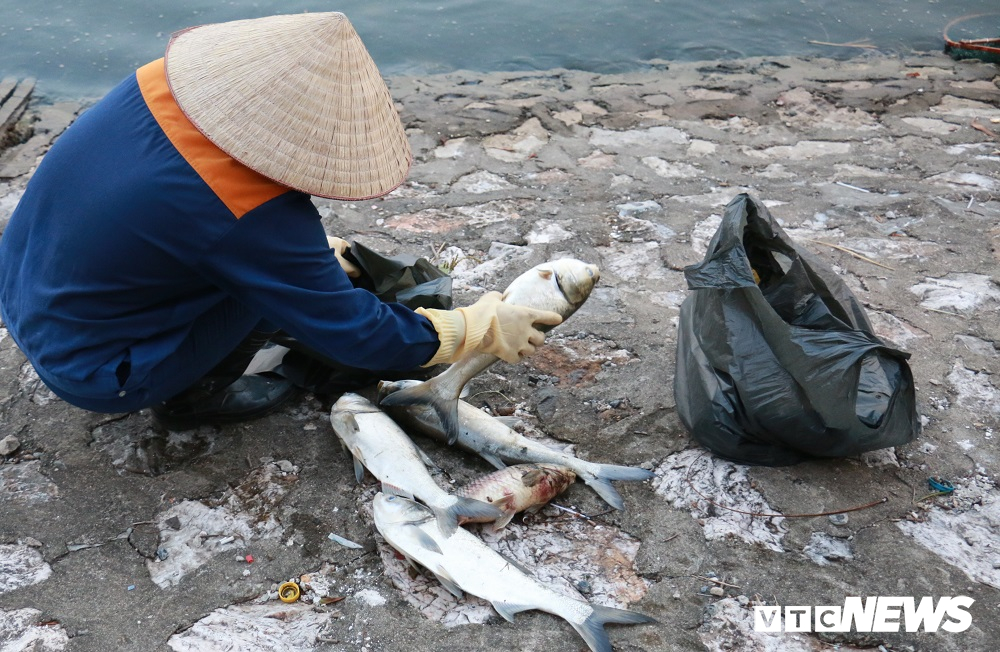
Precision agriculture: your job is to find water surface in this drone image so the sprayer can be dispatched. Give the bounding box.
[1,2,996,100]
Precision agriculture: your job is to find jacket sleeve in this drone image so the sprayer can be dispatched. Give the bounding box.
[194,191,442,371]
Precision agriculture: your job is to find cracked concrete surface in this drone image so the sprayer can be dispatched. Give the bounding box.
[1,51,999,651]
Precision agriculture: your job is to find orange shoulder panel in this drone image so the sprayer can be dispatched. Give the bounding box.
[136,59,289,219]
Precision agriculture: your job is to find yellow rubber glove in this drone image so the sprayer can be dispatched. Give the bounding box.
[326,235,361,278]
[417,292,563,365]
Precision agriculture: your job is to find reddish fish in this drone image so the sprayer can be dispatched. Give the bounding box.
[455,463,576,530]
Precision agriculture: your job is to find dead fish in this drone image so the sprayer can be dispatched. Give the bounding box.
[373,493,655,652]
[329,393,501,536]
[380,258,600,445]
[379,379,653,510]
[455,463,576,530]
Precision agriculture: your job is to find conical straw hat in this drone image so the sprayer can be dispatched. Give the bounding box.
[165,12,411,200]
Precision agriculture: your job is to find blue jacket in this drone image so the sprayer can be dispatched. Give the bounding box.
[0,59,439,404]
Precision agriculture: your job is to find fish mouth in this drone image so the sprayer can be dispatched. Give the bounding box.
[556,264,600,306]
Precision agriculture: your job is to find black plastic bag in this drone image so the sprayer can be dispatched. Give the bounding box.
[273,241,452,394]
[674,193,919,466]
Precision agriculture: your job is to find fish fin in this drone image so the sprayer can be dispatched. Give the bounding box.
[352,458,366,484]
[581,464,654,510]
[495,416,522,429]
[489,510,517,532]
[329,410,360,438]
[430,506,459,537]
[593,464,655,482]
[440,399,461,446]
[519,467,545,487]
[432,566,464,599]
[480,452,507,471]
[580,473,625,510]
[414,444,439,470]
[413,530,443,556]
[378,377,462,446]
[492,601,533,623]
[381,482,415,501]
[571,605,657,652]
[495,551,531,575]
[436,497,503,536]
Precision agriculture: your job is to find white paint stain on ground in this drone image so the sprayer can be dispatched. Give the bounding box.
[0,608,69,651]
[867,310,928,348]
[166,602,333,652]
[690,214,722,256]
[0,544,52,594]
[896,474,1000,590]
[0,461,59,505]
[18,362,58,406]
[451,171,513,194]
[446,243,533,291]
[483,117,549,162]
[148,462,296,587]
[946,361,1000,414]
[589,125,690,151]
[909,273,1000,313]
[652,449,787,552]
[376,502,648,628]
[598,241,666,281]
[699,598,868,652]
[802,532,854,566]
[642,157,701,178]
[525,220,574,244]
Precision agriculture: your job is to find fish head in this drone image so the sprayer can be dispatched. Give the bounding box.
[539,258,599,308]
[502,258,600,317]
[372,492,434,528]
[331,392,377,415]
[530,463,577,497]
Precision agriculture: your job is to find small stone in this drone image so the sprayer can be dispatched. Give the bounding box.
[0,435,21,456]
[673,592,681,600]
[738,595,750,606]
[156,547,169,561]
[576,580,592,594]
[829,513,849,526]
[276,460,295,473]
[164,516,182,530]
[23,537,43,548]
[709,587,725,597]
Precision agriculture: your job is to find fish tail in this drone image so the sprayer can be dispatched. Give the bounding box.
[435,497,503,536]
[580,464,655,511]
[571,605,657,652]
[378,378,462,445]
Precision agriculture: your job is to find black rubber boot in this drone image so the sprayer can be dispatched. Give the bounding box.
[151,330,299,430]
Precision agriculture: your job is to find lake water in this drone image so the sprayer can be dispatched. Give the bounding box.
[2,1,997,100]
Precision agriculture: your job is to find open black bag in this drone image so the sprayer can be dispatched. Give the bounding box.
[674,193,919,466]
[273,241,453,394]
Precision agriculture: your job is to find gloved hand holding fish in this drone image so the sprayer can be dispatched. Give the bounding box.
[373,493,656,652]
[379,378,654,510]
[454,463,576,531]
[380,258,601,445]
[329,393,503,535]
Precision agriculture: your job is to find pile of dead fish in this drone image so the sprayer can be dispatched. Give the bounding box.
[328,259,657,652]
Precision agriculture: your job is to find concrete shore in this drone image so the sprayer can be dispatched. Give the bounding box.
[1,51,999,652]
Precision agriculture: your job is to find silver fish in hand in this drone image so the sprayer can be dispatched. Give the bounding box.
[379,258,599,445]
